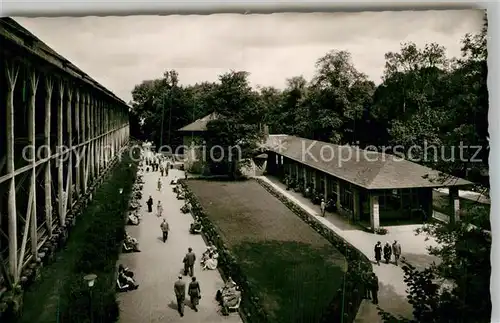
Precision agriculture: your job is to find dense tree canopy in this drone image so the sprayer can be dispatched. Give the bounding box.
[130,20,488,187]
[129,14,489,323]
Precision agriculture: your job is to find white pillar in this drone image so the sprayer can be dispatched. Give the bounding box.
[449,187,460,223]
[370,194,380,230]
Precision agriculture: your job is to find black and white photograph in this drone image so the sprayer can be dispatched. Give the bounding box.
[0,8,491,323]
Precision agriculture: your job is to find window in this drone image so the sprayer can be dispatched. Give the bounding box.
[340,183,353,210]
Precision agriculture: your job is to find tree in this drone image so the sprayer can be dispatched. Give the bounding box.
[380,205,491,323]
[309,50,375,144]
[203,71,265,178]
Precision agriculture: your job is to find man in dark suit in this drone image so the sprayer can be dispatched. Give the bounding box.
[174,275,186,317]
[183,247,196,277]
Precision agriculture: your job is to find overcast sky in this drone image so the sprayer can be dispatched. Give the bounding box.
[15,10,483,103]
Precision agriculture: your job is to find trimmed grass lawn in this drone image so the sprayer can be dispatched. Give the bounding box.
[187,179,346,323]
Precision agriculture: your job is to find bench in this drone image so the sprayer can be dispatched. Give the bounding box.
[227,297,241,312]
[116,278,130,292]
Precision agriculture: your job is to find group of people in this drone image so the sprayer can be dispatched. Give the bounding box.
[145,152,172,174]
[128,210,141,225]
[123,232,141,253]
[174,275,202,316]
[189,216,202,234]
[374,240,402,266]
[200,244,218,270]
[117,172,145,292]
[215,277,242,315]
[175,246,239,316]
[117,264,139,292]
[146,195,165,218]
[126,149,240,318]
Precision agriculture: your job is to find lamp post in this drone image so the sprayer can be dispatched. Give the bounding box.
[84,274,97,323]
[119,188,124,206]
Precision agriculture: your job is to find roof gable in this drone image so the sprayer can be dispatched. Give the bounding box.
[178,112,219,132]
[268,135,472,189]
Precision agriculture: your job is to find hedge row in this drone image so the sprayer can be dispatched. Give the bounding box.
[254,178,372,323]
[180,180,269,323]
[12,145,139,323]
[58,147,139,322]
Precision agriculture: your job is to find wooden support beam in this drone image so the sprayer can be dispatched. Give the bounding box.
[86,94,92,184]
[84,145,91,188]
[74,91,81,197]
[0,156,6,175]
[57,81,65,226]
[81,92,87,193]
[28,69,39,259]
[0,124,127,185]
[90,99,95,178]
[5,61,19,281]
[97,101,102,171]
[66,86,73,209]
[93,98,98,178]
[44,76,53,237]
[18,184,34,277]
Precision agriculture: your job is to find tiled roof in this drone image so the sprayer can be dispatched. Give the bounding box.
[267,135,472,189]
[177,112,219,132]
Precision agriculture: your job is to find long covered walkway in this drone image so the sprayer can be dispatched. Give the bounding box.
[118,167,242,323]
[0,17,129,293]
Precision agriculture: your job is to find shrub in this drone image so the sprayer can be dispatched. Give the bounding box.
[375,228,388,235]
[59,147,139,322]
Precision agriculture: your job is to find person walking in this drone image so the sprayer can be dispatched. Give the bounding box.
[157,201,164,218]
[160,218,169,242]
[160,164,164,176]
[320,199,326,216]
[361,271,371,300]
[370,272,379,304]
[157,177,163,191]
[174,275,186,317]
[146,196,153,213]
[188,276,201,312]
[183,247,196,277]
[374,241,382,265]
[392,240,402,266]
[383,241,392,264]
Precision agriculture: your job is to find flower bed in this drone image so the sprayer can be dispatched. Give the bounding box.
[254,178,373,323]
[180,180,269,323]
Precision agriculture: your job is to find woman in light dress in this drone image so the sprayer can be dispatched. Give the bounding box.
[157,201,164,217]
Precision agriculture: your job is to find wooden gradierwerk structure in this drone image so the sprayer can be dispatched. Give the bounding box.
[0,18,130,287]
